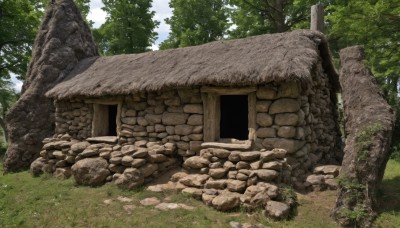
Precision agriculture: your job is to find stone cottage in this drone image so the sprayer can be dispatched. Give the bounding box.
[31,29,342,214]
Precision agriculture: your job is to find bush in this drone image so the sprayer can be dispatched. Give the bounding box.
[389,112,400,161]
[389,145,400,161]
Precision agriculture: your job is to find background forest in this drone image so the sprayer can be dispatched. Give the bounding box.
[1,0,399,159]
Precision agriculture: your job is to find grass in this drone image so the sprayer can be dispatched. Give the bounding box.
[375,159,400,227]
[0,159,399,227]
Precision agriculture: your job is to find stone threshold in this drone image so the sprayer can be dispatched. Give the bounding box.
[201,140,252,151]
[87,136,118,144]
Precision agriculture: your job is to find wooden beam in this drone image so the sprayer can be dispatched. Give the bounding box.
[116,100,122,137]
[202,93,220,142]
[201,86,257,95]
[202,93,212,142]
[84,97,122,104]
[311,4,324,33]
[248,92,257,141]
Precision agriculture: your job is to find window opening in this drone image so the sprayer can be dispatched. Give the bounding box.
[220,95,248,140]
[108,105,117,136]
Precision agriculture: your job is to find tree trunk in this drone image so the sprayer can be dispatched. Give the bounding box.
[333,46,395,227]
[272,0,286,32]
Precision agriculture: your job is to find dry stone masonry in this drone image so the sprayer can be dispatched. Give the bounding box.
[31,77,341,219]
[31,134,179,188]
[55,100,93,139]
[173,147,296,218]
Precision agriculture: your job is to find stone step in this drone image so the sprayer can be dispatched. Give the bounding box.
[87,136,118,144]
[201,141,252,151]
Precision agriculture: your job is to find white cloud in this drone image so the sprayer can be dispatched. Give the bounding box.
[10,73,23,92]
[88,0,107,28]
[151,0,173,34]
[15,81,23,92]
[151,0,173,50]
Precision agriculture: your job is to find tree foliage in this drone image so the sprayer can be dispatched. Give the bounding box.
[228,0,328,38]
[0,79,16,142]
[326,0,400,148]
[0,0,45,81]
[160,0,229,50]
[327,0,400,102]
[93,0,159,55]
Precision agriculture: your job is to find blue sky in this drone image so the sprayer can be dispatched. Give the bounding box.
[11,0,172,91]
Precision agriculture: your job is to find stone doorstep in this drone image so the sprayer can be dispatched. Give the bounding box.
[201,141,252,151]
[87,136,118,144]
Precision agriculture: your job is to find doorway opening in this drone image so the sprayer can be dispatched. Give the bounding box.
[108,105,117,136]
[92,104,118,137]
[220,95,248,140]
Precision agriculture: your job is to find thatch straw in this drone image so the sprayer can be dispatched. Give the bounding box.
[46,30,339,99]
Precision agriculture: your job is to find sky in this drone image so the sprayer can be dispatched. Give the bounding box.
[11,0,172,92]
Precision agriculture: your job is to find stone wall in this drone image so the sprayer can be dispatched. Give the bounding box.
[254,82,312,189]
[308,63,342,164]
[55,100,93,140]
[49,82,341,189]
[253,77,341,189]
[31,135,179,187]
[118,89,204,160]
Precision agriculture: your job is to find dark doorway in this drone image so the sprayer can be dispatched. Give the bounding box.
[220,95,248,140]
[108,105,117,136]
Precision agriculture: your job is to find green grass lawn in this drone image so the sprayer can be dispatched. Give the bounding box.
[375,159,400,228]
[0,159,399,227]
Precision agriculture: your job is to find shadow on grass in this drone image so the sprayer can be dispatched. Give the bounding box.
[378,176,400,213]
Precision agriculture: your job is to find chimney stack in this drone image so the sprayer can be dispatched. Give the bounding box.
[311,4,324,33]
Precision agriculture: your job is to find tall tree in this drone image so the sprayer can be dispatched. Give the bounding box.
[0,0,44,81]
[326,0,400,149]
[94,0,159,55]
[160,0,229,49]
[327,0,400,100]
[0,79,16,142]
[228,0,329,38]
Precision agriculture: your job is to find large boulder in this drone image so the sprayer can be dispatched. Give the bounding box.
[4,0,98,171]
[71,157,110,186]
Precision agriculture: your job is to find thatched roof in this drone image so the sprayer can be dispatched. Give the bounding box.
[46,30,339,99]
